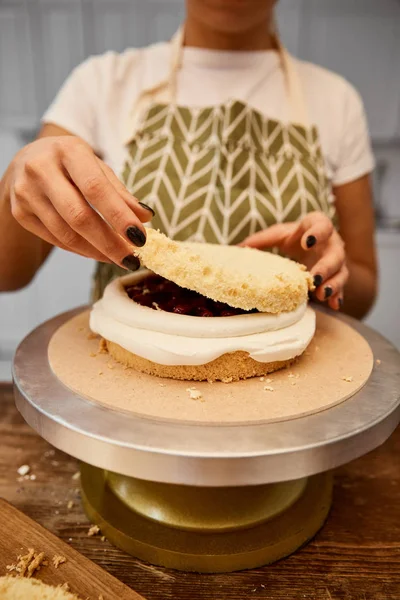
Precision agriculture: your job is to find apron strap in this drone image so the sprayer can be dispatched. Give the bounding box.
[124,24,310,145]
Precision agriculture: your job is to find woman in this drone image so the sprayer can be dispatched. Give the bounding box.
[0,0,377,318]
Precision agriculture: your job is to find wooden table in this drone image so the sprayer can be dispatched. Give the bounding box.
[1,382,399,599]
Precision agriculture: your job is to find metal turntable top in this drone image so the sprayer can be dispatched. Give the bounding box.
[13,308,400,487]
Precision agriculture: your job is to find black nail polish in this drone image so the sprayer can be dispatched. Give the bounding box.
[324,286,333,299]
[122,255,140,271]
[338,297,343,309]
[126,226,146,247]
[138,202,155,217]
[313,274,323,287]
[306,235,317,248]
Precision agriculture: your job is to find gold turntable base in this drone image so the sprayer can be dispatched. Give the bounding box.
[80,464,333,573]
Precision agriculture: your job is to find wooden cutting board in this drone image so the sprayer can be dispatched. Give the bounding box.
[0,499,146,599]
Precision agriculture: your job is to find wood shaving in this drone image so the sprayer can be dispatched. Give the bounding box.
[67,500,74,509]
[17,465,30,476]
[342,376,353,382]
[264,386,274,392]
[71,471,80,481]
[52,555,67,568]
[88,525,100,537]
[186,387,203,401]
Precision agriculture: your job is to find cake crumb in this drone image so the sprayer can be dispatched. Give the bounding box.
[71,471,80,481]
[376,359,381,365]
[264,386,274,392]
[107,361,114,370]
[87,332,97,341]
[30,474,36,481]
[290,381,297,386]
[259,377,265,382]
[88,525,100,537]
[8,549,47,578]
[101,536,106,542]
[159,383,166,387]
[44,449,55,458]
[98,370,103,375]
[221,377,233,383]
[99,338,108,354]
[152,302,161,311]
[342,376,353,383]
[17,465,30,476]
[52,555,67,568]
[58,583,70,592]
[207,379,214,384]
[89,352,97,358]
[186,387,203,401]
[67,500,74,509]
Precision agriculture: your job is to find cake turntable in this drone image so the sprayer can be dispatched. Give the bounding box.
[13,307,400,573]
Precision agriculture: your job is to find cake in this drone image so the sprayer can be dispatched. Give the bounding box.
[0,576,79,599]
[90,229,316,382]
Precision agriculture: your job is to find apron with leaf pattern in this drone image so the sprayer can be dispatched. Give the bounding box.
[93,28,335,300]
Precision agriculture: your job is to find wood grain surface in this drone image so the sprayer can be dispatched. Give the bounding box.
[0,498,145,599]
[0,383,399,600]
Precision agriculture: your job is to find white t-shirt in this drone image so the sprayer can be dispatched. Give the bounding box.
[43,41,374,187]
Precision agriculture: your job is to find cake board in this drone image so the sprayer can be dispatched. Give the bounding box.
[13,308,400,572]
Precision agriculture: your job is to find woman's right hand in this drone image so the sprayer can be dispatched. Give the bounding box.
[9,135,153,270]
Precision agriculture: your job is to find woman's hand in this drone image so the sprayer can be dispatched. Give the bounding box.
[8,135,153,270]
[240,212,347,310]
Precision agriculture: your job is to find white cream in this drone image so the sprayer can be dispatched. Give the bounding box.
[90,272,316,366]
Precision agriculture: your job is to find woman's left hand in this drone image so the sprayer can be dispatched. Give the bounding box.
[239,211,348,311]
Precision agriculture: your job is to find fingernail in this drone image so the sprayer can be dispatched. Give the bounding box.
[313,274,323,287]
[324,286,333,299]
[138,202,155,217]
[338,297,343,309]
[306,235,317,248]
[126,226,146,247]
[122,255,140,271]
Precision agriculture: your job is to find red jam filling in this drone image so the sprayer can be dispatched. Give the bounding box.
[125,274,258,317]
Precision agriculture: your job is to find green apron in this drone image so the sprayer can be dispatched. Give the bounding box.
[93,28,334,300]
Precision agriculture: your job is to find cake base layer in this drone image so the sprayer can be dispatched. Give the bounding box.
[47,310,374,425]
[105,339,296,382]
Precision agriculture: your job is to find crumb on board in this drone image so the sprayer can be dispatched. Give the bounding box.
[159,383,166,387]
[87,332,97,341]
[101,536,106,542]
[342,376,353,382]
[89,352,97,358]
[186,387,203,401]
[7,549,46,578]
[71,471,80,481]
[376,359,381,365]
[44,449,55,458]
[264,386,274,392]
[259,377,265,381]
[88,524,101,537]
[17,465,30,476]
[107,362,114,370]
[98,370,103,376]
[221,377,233,383]
[67,500,74,509]
[58,583,70,591]
[52,555,67,568]
[290,381,297,386]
